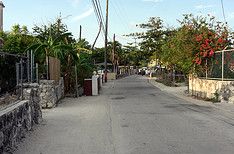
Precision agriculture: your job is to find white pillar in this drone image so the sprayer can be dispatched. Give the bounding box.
[0,1,5,31]
[99,74,103,87]
[92,75,98,96]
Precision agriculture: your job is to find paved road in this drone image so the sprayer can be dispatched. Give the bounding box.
[15,75,234,154]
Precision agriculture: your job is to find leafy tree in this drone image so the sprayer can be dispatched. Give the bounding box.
[76,52,94,85]
[0,25,35,53]
[162,14,231,76]
[0,25,34,94]
[129,17,165,65]
[122,44,139,66]
[11,24,21,34]
[161,26,195,75]
[32,17,69,41]
[29,17,95,93]
[92,47,105,65]
[107,40,122,71]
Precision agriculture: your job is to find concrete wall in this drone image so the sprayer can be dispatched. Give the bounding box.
[0,88,42,153]
[189,76,234,103]
[39,77,64,108]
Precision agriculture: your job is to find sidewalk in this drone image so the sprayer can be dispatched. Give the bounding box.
[15,82,116,154]
[148,77,234,115]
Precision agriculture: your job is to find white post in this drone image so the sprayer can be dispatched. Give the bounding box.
[92,75,98,96]
[99,75,103,87]
[206,59,208,79]
[222,50,224,81]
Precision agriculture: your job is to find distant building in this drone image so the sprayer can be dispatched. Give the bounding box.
[0,1,4,31]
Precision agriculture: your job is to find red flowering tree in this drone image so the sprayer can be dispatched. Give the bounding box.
[179,14,230,75]
[193,28,228,66]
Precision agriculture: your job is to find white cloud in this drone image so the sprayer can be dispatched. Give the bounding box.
[195,4,214,9]
[68,0,81,8]
[72,8,94,22]
[142,0,163,3]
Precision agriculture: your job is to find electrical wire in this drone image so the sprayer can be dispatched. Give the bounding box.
[221,0,227,24]
[91,0,106,44]
[109,1,130,33]
[94,0,105,33]
[92,0,104,30]
[109,0,135,44]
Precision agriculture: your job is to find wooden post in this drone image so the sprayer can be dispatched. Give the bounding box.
[75,64,79,97]
[20,58,23,100]
[104,0,109,82]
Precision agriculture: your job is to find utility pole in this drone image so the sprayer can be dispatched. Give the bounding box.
[79,25,82,41]
[92,22,102,50]
[113,34,116,73]
[0,1,4,31]
[75,25,82,97]
[104,0,109,82]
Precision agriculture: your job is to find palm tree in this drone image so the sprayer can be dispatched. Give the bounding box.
[28,31,73,79]
[11,24,21,34]
[107,41,128,72]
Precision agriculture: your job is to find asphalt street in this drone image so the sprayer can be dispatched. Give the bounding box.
[15,75,234,154]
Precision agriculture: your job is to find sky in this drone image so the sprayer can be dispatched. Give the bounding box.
[3,0,234,47]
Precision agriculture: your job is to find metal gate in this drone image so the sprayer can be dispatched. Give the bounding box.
[0,50,38,99]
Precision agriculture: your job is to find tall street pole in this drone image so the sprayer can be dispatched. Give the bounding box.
[0,1,4,31]
[104,0,109,82]
[113,34,116,73]
[76,25,82,97]
[79,25,82,41]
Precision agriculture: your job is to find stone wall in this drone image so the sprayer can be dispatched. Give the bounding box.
[189,76,234,103]
[218,82,234,103]
[39,77,64,108]
[0,87,42,153]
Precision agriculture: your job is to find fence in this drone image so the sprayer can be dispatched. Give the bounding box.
[0,51,38,98]
[0,53,20,95]
[202,48,234,81]
[49,56,61,82]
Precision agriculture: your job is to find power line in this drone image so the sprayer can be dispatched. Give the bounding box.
[92,0,105,37]
[95,0,105,32]
[110,1,129,31]
[92,0,101,23]
[96,0,105,27]
[108,0,135,44]
[91,0,106,44]
[93,0,113,41]
[221,0,227,24]
[114,0,132,26]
